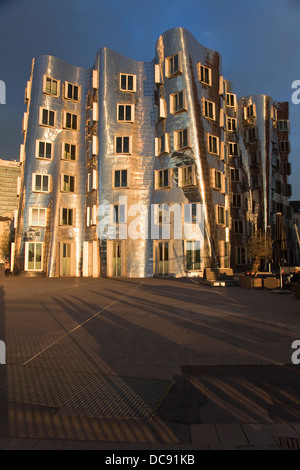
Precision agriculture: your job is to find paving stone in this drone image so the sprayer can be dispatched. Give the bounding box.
[241,424,279,447]
[2,438,39,450]
[215,424,249,449]
[190,424,221,450]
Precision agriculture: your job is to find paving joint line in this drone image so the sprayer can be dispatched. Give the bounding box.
[22,281,144,366]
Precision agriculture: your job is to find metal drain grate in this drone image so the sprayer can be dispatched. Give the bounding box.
[279,436,300,450]
[0,366,173,419]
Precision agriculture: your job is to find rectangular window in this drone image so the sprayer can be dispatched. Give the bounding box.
[62,142,77,161]
[115,136,131,154]
[208,135,219,155]
[60,208,74,226]
[113,169,128,188]
[43,76,59,96]
[32,174,50,192]
[40,108,55,127]
[156,133,170,156]
[203,99,215,120]
[217,206,225,225]
[234,220,243,234]
[112,204,126,224]
[198,64,211,86]
[280,141,290,153]
[120,73,136,92]
[236,246,247,265]
[36,141,52,160]
[65,82,80,101]
[226,93,236,108]
[244,103,256,119]
[178,165,196,187]
[184,204,198,224]
[154,204,170,224]
[174,128,190,150]
[171,90,186,113]
[155,169,171,189]
[25,242,43,271]
[64,112,78,130]
[233,193,241,208]
[228,142,238,157]
[278,120,289,132]
[29,207,47,226]
[117,104,134,122]
[185,240,201,270]
[227,117,237,131]
[213,170,222,190]
[230,168,240,182]
[61,175,75,192]
[166,52,182,77]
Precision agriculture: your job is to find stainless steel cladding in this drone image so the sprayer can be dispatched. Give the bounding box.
[95,48,156,278]
[154,28,228,275]
[14,27,295,277]
[15,55,89,277]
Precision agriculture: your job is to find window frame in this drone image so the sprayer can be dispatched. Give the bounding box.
[35,140,53,160]
[32,173,50,193]
[113,169,129,189]
[60,207,75,226]
[25,241,43,272]
[198,63,212,86]
[174,128,190,151]
[178,165,196,188]
[154,168,171,190]
[203,99,215,120]
[185,240,201,271]
[170,90,187,114]
[208,134,219,156]
[39,107,55,128]
[64,81,80,102]
[63,111,79,131]
[111,204,127,224]
[43,75,59,97]
[226,93,236,108]
[119,73,136,93]
[62,142,77,161]
[29,207,47,227]
[61,174,76,193]
[115,136,132,155]
[165,52,182,78]
[117,103,135,123]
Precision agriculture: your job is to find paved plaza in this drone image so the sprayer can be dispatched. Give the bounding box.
[0,273,300,450]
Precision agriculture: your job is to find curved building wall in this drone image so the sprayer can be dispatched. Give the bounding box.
[154,27,228,274]
[95,48,156,277]
[15,55,89,276]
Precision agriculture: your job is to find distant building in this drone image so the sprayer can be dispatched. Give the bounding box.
[13,27,296,277]
[290,201,300,265]
[0,159,21,215]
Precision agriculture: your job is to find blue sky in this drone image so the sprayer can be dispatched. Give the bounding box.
[0,0,299,197]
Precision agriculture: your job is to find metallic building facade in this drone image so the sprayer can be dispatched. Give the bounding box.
[14,27,294,277]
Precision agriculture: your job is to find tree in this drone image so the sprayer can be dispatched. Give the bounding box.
[0,232,11,261]
[247,229,273,272]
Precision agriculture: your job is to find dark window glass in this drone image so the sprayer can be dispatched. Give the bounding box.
[121,75,127,90]
[125,105,131,121]
[127,75,133,91]
[118,106,124,121]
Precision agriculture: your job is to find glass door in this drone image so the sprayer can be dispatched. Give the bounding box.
[158,241,168,276]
